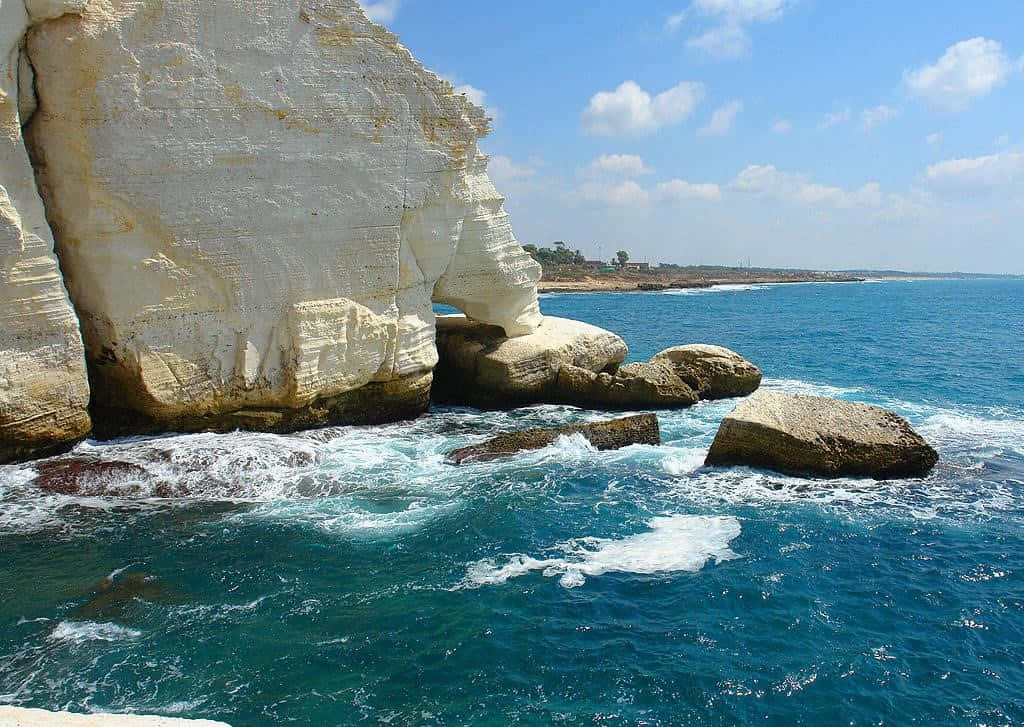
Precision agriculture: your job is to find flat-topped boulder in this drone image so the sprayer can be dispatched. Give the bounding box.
[0,706,230,726]
[653,345,762,400]
[434,315,627,407]
[446,414,660,464]
[705,391,938,479]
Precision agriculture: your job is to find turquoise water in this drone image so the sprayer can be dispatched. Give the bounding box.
[1,279,1022,725]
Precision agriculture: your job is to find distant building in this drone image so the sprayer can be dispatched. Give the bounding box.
[620,262,650,271]
[583,260,607,269]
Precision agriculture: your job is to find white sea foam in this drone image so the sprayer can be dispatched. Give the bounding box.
[662,283,771,296]
[762,378,865,398]
[49,621,142,644]
[458,515,742,589]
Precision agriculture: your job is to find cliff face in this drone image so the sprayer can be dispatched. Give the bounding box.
[0,0,541,454]
[0,0,91,463]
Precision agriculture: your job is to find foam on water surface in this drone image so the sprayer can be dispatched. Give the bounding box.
[458,515,742,589]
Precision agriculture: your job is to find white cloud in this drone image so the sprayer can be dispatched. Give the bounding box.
[859,105,901,133]
[654,179,723,202]
[924,152,1024,191]
[683,0,791,59]
[925,132,943,147]
[489,155,540,183]
[666,10,688,31]
[730,164,883,208]
[358,0,400,24]
[687,25,751,59]
[582,80,705,136]
[580,180,650,206]
[994,133,1011,147]
[904,37,1016,111]
[699,100,743,136]
[818,107,851,131]
[772,119,792,134]
[691,0,789,24]
[581,154,653,178]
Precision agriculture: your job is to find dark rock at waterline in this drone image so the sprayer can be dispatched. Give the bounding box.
[705,391,938,479]
[446,414,661,465]
[33,457,150,496]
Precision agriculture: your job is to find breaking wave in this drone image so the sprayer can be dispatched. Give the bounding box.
[457,514,742,589]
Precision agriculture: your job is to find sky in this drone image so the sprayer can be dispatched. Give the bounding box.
[361,0,1024,273]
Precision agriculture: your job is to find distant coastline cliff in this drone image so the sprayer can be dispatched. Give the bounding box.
[1,0,542,463]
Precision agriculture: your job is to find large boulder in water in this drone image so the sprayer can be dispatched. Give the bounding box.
[653,345,762,400]
[434,315,628,407]
[705,391,938,479]
[446,414,660,464]
[555,361,699,408]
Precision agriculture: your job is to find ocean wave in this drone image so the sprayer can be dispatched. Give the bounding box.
[662,283,772,296]
[48,621,142,644]
[457,514,742,589]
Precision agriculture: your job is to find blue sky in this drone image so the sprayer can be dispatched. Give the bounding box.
[362,0,1024,273]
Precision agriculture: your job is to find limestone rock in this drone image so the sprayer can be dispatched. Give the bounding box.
[0,706,229,726]
[654,344,761,400]
[433,315,627,407]
[1,0,91,464]
[17,0,540,435]
[705,391,939,479]
[556,361,698,408]
[446,414,660,464]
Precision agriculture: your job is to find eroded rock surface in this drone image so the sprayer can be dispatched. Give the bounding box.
[0,0,91,464]
[10,0,540,441]
[555,361,699,408]
[446,414,660,464]
[434,314,628,407]
[705,391,939,479]
[654,344,762,400]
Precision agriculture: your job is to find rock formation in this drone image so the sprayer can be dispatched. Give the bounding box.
[653,344,762,400]
[705,391,939,479]
[446,413,661,464]
[0,707,230,726]
[434,315,628,407]
[0,0,92,464]
[435,320,761,410]
[1,0,543,457]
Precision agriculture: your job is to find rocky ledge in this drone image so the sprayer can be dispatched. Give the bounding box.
[0,706,230,726]
[705,391,939,479]
[435,315,761,409]
[446,414,660,464]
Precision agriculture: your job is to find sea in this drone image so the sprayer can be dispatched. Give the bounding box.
[1,278,1022,726]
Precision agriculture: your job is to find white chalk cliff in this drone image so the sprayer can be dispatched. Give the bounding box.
[1,0,542,459]
[0,0,92,463]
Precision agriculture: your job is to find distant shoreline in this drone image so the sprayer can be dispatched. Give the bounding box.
[538,273,866,294]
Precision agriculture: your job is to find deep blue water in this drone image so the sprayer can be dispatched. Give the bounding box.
[1,279,1022,725]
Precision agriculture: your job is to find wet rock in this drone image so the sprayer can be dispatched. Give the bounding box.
[705,391,939,479]
[33,457,149,496]
[653,345,762,400]
[446,414,660,464]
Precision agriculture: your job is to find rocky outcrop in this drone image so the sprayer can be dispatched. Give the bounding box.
[653,344,762,400]
[0,707,230,726]
[446,413,660,464]
[555,361,699,408]
[435,318,761,410]
[0,0,92,464]
[0,0,544,458]
[705,391,939,479]
[434,315,628,407]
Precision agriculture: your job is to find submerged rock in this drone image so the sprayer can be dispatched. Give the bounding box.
[0,707,230,726]
[705,391,938,479]
[33,457,149,496]
[446,414,660,464]
[653,345,762,400]
[434,315,628,407]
